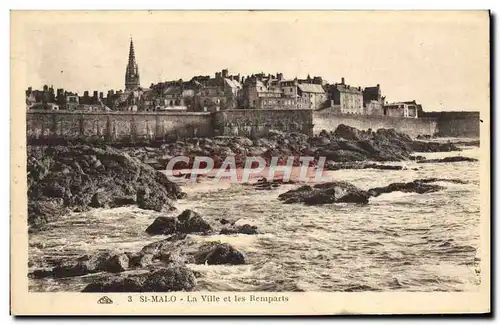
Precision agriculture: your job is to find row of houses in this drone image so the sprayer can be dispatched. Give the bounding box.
[25,71,420,119]
[26,39,420,118]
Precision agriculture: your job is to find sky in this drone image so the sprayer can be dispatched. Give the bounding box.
[17,11,490,111]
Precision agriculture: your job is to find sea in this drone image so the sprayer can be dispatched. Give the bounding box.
[28,143,482,292]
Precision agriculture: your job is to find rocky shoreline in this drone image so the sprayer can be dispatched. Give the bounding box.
[30,208,256,292]
[28,145,184,229]
[27,124,478,292]
[118,124,462,170]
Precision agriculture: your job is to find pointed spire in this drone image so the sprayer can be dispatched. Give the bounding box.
[125,37,140,90]
[128,37,136,63]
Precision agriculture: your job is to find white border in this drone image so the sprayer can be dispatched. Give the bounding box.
[3,1,497,323]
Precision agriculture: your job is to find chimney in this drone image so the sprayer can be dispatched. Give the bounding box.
[222,69,228,78]
[341,77,345,85]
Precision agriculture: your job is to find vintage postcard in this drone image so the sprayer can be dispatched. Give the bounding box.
[10,10,490,315]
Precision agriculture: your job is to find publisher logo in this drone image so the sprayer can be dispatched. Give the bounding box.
[97,296,113,304]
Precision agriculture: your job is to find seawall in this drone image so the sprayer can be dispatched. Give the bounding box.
[422,111,480,137]
[26,108,479,145]
[313,111,438,138]
[26,109,314,144]
[27,111,214,144]
[213,109,313,138]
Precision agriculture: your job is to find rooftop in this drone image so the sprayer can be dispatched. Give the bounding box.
[298,83,325,94]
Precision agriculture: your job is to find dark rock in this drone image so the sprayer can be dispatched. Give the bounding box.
[417,156,478,164]
[220,224,258,235]
[219,218,231,225]
[195,242,246,265]
[413,178,468,184]
[137,187,173,212]
[249,177,297,190]
[28,199,67,228]
[176,209,212,234]
[105,254,130,273]
[27,145,182,228]
[140,234,191,257]
[326,162,403,171]
[82,266,197,292]
[309,136,331,146]
[159,251,195,265]
[35,252,114,279]
[317,149,368,162]
[452,140,480,147]
[177,192,188,199]
[111,195,136,207]
[367,180,445,197]
[129,253,154,268]
[145,217,179,235]
[82,276,147,292]
[41,182,67,198]
[279,181,369,205]
[410,141,459,152]
[90,191,112,208]
[30,268,55,279]
[143,266,197,291]
[334,124,365,141]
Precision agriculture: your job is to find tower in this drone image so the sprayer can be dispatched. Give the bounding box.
[125,38,140,90]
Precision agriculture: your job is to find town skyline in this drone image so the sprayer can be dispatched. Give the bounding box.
[22,11,489,112]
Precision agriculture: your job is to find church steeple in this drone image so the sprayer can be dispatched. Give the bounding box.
[125,37,140,90]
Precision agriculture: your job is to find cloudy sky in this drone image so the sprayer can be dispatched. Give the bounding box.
[16,11,489,111]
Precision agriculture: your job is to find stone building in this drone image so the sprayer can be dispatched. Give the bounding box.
[149,79,200,111]
[195,69,242,112]
[65,94,80,110]
[241,73,326,110]
[383,101,419,118]
[297,83,327,110]
[403,100,422,118]
[243,76,283,109]
[362,84,385,115]
[327,78,363,114]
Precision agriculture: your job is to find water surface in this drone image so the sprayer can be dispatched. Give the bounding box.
[29,147,481,292]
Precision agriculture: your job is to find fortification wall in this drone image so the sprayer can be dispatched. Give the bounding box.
[26,109,478,144]
[423,111,480,137]
[26,111,214,144]
[313,111,438,137]
[26,109,314,144]
[213,109,314,138]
